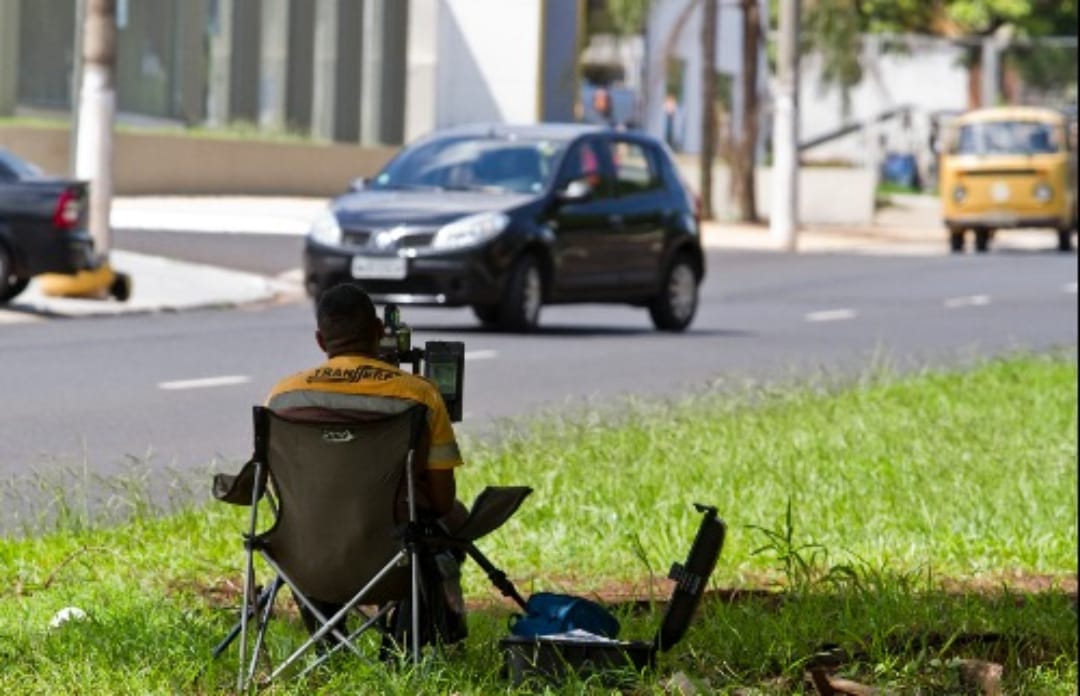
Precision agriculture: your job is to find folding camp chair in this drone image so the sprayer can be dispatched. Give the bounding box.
[212,403,439,690]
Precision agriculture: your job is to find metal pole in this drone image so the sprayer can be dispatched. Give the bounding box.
[699,0,717,221]
[769,0,798,251]
[981,36,1000,108]
[75,0,117,258]
[69,0,87,177]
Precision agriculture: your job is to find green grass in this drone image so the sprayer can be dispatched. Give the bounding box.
[0,353,1075,693]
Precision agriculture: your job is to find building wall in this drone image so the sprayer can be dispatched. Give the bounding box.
[434,0,543,127]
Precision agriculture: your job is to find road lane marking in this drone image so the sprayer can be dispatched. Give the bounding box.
[465,349,498,361]
[0,311,41,324]
[159,375,251,391]
[1065,282,1077,294]
[944,294,990,309]
[805,309,856,322]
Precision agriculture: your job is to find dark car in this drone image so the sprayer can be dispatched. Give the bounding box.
[0,148,96,303]
[304,123,704,331]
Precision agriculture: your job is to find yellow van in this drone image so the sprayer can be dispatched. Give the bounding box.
[940,106,1077,253]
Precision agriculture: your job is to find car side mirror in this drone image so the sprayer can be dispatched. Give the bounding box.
[558,179,592,203]
[349,177,369,192]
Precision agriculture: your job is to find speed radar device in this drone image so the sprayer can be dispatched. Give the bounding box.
[378,304,465,422]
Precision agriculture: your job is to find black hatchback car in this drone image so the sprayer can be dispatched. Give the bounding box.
[304,123,704,331]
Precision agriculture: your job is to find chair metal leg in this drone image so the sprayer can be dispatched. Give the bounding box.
[246,578,283,683]
[294,603,395,681]
[237,461,264,692]
[264,549,409,684]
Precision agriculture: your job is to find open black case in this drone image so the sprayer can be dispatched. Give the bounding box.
[500,503,726,685]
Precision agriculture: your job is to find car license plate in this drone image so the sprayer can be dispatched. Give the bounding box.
[351,255,407,280]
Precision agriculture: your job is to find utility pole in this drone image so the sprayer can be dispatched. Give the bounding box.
[76,0,117,258]
[699,0,718,220]
[770,0,799,251]
[41,0,129,300]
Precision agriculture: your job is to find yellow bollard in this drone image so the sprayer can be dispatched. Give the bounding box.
[39,264,132,301]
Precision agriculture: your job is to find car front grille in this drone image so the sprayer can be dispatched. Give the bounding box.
[342,228,373,246]
[341,226,435,250]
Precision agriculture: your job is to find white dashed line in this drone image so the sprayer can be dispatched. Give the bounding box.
[1065,282,1077,294]
[944,295,991,309]
[159,375,252,391]
[805,309,857,322]
[464,349,498,361]
[0,311,40,325]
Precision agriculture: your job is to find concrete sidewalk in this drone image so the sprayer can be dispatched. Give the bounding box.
[0,193,1055,321]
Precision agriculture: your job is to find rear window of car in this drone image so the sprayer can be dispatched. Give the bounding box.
[0,149,44,180]
[611,141,660,195]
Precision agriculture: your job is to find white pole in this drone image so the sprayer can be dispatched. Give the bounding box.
[770,0,799,251]
[75,0,117,258]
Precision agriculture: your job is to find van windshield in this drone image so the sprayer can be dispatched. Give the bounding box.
[950,121,1060,156]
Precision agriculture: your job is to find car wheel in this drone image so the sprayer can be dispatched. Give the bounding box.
[499,254,543,332]
[949,228,965,253]
[974,228,992,253]
[1057,228,1074,253]
[0,246,27,303]
[471,303,500,326]
[649,254,698,332]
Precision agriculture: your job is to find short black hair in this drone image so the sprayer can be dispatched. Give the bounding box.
[316,283,379,355]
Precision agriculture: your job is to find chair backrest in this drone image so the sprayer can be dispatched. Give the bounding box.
[254,405,427,605]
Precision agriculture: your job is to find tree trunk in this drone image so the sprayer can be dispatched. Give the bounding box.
[731,0,759,222]
[699,0,718,220]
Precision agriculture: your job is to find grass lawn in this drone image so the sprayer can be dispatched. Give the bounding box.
[0,353,1075,693]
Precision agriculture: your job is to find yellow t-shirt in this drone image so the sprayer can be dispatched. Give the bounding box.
[265,354,463,470]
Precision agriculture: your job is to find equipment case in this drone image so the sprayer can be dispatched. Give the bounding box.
[500,503,725,685]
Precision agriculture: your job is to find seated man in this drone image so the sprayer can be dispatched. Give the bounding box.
[265,282,467,644]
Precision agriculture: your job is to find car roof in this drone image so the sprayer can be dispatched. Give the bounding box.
[424,122,618,142]
[955,106,1067,125]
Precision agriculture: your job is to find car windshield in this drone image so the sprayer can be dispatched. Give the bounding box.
[371,135,568,194]
[950,120,1061,156]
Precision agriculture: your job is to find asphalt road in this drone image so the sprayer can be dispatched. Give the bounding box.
[1,245,1075,507]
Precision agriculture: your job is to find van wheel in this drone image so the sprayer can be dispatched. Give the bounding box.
[1057,228,1074,253]
[499,254,543,332]
[974,229,992,253]
[649,254,698,332]
[949,229,965,253]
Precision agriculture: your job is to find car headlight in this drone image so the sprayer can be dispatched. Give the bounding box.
[952,184,967,204]
[432,212,509,250]
[1033,182,1054,203]
[309,210,343,246]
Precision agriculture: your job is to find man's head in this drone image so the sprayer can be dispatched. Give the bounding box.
[592,88,611,118]
[315,283,383,357]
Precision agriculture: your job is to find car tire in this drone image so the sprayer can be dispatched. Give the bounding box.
[649,254,698,332]
[499,254,543,332]
[0,246,28,303]
[949,229,965,254]
[1057,228,1074,253]
[471,303,500,326]
[974,228,992,253]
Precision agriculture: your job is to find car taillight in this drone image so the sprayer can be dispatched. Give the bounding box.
[52,188,82,230]
[694,194,702,224]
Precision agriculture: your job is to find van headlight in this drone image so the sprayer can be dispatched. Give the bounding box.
[432,212,509,250]
[1033,182,1054,203]
[952,185,967,204]
[309,210,343,246]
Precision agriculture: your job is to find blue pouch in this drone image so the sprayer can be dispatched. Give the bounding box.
[509,592,620,639]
